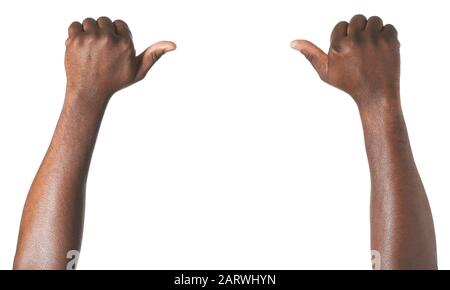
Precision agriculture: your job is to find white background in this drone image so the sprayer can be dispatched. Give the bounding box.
[0,0,449,270]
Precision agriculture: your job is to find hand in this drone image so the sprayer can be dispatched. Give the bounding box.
[64,17,176,104]
[291,15,400,107]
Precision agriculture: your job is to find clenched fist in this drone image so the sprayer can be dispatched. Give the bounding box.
[65,17,176,105]
[291,15,400,108]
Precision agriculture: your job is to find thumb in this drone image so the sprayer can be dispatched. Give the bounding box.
[291,39,328,80]
[135,40,176,82]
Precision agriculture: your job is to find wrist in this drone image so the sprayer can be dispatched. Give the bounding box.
[356,91,401,114]
[357,95,404,129]
[64,89,111,114]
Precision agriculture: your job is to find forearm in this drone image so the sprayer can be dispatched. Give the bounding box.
[14,92,108,269]
[13,16,174,270]
[358,97,437,269]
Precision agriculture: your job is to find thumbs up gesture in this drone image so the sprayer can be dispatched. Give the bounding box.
[64,17,176,106]
[291,15,401,108]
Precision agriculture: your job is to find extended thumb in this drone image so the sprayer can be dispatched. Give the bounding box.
[135,41,176,82]
[291,39,328,80]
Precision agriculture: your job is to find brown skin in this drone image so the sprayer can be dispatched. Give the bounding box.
[292,15,437,270]
[13,17,176,270]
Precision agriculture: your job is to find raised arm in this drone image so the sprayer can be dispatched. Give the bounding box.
[13,17,175,269]
[291,15,437,269]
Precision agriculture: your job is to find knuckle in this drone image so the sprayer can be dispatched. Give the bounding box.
[113,19,126,26]
[69,21,80,28]
[352,14,367,21]
[368,16,382,22]
[333,21,349,32]
[382,25,399,43]
[97,16,111,22]
[98,33,113,43]
[67,35,82,47]
[384,24,398,34]
[330,42,342,52]
[117,36,132,46]
[82,17,95,24]
[332,37,349,51]
[83,33,98,44]
[335,21,349,28]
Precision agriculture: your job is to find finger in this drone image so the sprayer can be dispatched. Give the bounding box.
[382,24,399,44]
[382,24,398,38]
[97,16,114,34]
[113,20,132,38]
[291,39,328,80]
[330,21,348,50]
[348,14,367,37]
[366,16,383,33]
[68,21,83,38]
[82,18,98,33]
[134,41,177,82]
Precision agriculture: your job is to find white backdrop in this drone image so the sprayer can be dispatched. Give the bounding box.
[0,0,449,270]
